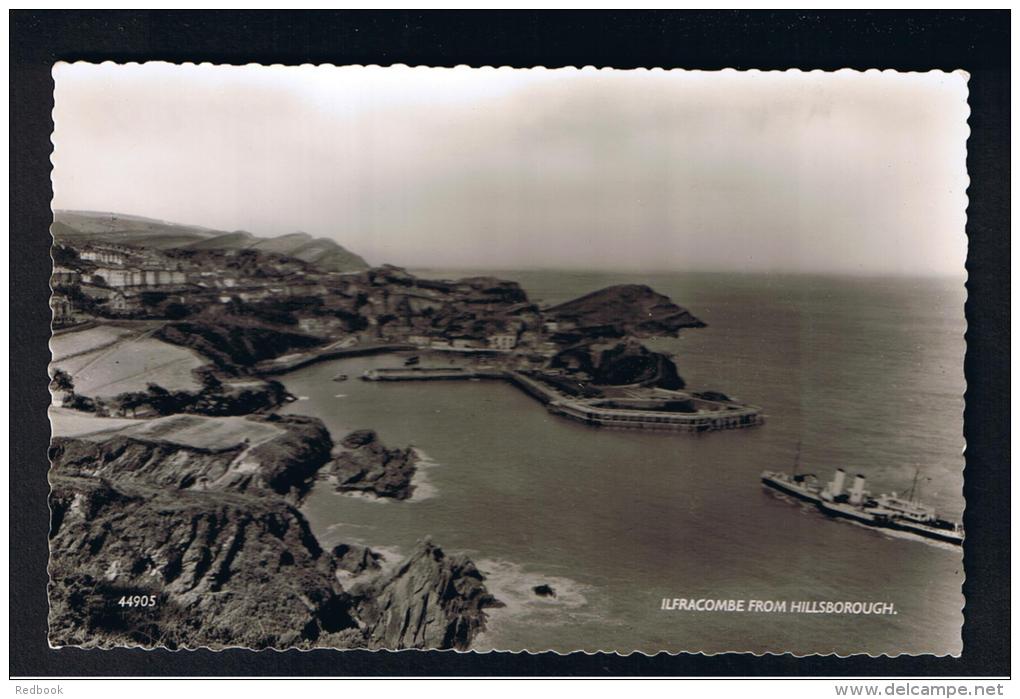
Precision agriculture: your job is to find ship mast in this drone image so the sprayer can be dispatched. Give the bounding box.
[907,467,921,503]
[793,440,802,477]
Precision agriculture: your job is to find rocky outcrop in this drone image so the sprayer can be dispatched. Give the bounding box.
[331,543,383,576]
[108,378,293,419]
[156,322,324,375]
[48,426,498,650]
[551,339,686,390]
[351,540,502,651]
[547,284,705,339]
[328,429,418,500]
[245,415,334,497]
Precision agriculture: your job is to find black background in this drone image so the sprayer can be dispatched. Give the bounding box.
[10,10,1010,677]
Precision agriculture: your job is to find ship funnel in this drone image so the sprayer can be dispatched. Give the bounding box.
[829,469,847,497]
[850,474,866,505]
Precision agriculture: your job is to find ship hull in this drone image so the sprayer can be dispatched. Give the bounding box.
[881,519,964,545]
[763,469,963,546]
[761,473,822,504]
[817,500,879,524]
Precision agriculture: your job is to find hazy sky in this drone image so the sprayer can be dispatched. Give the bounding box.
[52,63,969,275]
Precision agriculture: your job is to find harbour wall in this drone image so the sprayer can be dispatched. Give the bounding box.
[361,367,764,433]
[258,343,416,374]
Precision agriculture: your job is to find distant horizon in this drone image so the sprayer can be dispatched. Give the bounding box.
[52,64,969,277]
[52,206,967,280]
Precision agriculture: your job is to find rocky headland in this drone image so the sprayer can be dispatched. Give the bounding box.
[47,414,499,650]
[546,283,705,340]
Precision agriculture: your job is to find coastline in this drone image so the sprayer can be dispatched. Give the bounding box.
[47,327,503,650]
[45,269,968,656]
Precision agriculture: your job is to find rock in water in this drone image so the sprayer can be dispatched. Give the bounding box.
[533,584,557,598]
[352,540,502,651]
[330,429,418,500]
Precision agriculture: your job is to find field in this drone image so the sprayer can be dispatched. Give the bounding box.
[50,325,206,397]
[50,407,285,452]
[50,325,136,362]
[48,406,145,438]
[115,414,284,451]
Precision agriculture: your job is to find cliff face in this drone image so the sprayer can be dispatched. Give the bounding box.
[352,541,501,651]
[328,429,418,500]
[48,419,497,650]
[48,414,332,499]
[245,415,335,496]
[48,475,359,650]
[547,284,705,339]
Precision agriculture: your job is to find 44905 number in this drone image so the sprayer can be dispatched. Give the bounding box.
[117,595,158,608]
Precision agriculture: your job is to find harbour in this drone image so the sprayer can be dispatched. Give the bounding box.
[361,365,765,432]
[283,271,966,656]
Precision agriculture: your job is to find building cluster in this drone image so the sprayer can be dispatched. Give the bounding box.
[326,266,553,353]
[51,244,196,325]
[50,244,558,358]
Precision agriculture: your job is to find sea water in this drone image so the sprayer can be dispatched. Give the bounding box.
[281,271,965,655]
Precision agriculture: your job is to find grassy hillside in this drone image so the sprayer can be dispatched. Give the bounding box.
[52,210,370,271]
[185,231,257,250]
[52,211,218,249]
[192,230,370,271]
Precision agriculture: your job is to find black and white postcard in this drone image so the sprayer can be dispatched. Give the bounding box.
[46,62,971,657]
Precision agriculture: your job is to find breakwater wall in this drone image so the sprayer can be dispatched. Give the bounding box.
[546,399,764,432]
[504,371,558,406]
[362,367,506,382]
[258,343,415,375]
[361,367,763,433]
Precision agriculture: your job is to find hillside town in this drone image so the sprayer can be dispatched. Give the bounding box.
[50,213,760,435]
[51,240,554,355]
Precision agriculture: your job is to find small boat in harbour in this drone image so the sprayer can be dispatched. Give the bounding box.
[332,373,349,382]
[404,356,420,366]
